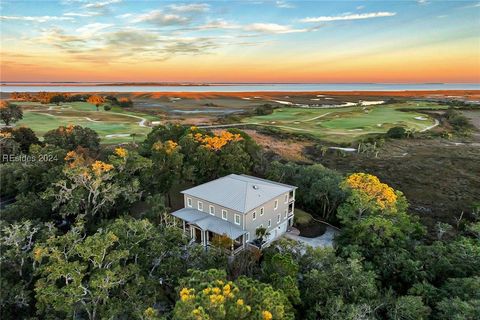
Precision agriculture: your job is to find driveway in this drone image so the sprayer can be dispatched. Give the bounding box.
[284,226,338,248]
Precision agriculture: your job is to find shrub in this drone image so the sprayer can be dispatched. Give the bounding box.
[386,126,407,139]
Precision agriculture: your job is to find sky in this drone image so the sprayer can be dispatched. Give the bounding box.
[0,0,479,83]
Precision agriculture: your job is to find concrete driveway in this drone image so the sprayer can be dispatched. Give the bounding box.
[284,226,338,248]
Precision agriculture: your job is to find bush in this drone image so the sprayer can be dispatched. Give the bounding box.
[386,126,407,139]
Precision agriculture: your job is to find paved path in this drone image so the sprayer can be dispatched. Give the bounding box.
[284,226,338,248]
[420,118,440,132]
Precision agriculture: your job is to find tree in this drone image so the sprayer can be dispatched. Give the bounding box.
[43,148,151,220]
[266,162,346,222]
[255,226,270,244]
[87,95,105,111]
[387,295,431,320]
[386,126,407,139]
[1,127,40,153]
[173,269,294,319]
[300,249,379,320]
[0,100,23,126]
[0,220,55,319]
[118,97,133,108]
[43,124,100,151]
[149,140,184,203]
[261,253,300,305]
[49,94,65,106]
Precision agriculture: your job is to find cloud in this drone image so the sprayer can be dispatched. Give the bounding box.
[299,12,397,23]
[63,12,98,17]
[0,15,74,22]
[244,23,308,34]
[196,19,240,30]
[417,0,429,4]
[134,10,191,26]
[356,5,365,10]
[168,3,210,13]
[276,1,294,9]
[83,0,121,9]
[76,23,113,37]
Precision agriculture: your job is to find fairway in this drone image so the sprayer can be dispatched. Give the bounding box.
[242,102,447,142]
[16,102,161,144]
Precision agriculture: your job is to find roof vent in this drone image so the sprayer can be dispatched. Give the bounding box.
[252,185,259,190]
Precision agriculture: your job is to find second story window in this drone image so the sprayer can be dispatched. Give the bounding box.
[252,211,256,220]
[234,214,240,225]
[284,194,288,203]
[222,210,228,220]
[277,214,281,223]
[274,200,278,210]
[187,198,192,207]
[209,205,215,215]
[284,208,288,218]
[198,201,203,211]
[260,207,264,216]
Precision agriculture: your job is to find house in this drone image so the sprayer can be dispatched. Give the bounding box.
[170,174,296,254]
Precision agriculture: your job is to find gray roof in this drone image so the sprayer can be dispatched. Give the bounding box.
[181,174,296,213]
[171,208,245,239]
[171,208,209,223]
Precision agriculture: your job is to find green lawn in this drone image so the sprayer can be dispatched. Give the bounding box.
[242,102,447,142]
[16,102,160,144]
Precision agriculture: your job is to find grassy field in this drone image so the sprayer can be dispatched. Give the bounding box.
[16,102,161,144]
[242,102,448,143]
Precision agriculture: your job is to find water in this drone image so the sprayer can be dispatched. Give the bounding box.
[1,83,479,93]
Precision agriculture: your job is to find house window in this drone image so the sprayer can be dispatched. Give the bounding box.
[284,194,289,203]
[234,214,240,225]
[246,232,250,242]
[260,207,264,216]
[277,214,281,223]
[198,201,203,211]
[274,199,279,210]
[209,205,215,215]
[252,211,256,220]
[284,208,288,218]
[268,219,271,227]
[222,210,228,220]
[187,198,192,207]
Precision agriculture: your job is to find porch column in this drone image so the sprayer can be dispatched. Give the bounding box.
[182,220,185,233]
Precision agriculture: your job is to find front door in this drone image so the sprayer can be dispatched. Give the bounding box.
[194,227,202,243]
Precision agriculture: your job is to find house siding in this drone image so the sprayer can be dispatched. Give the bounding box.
[244,190,295,242]
[183,194,244,230]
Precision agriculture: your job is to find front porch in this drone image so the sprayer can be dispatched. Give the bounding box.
[171,208,247,255]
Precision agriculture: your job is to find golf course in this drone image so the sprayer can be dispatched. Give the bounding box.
[241,101,447,142]
[16,101,161,144]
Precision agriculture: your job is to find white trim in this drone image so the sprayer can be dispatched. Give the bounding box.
[284,208,288,219]
[187,198,192,208]
[222,209,228,220]
[274,199,278,210]
[198,201,203,211]
[260,207,264,216]
[284,194,289,204]
[246,232,250,242]
[277,214,281,224]
[252,211,256,220]
[209,205,215,215]
[234,214,241,225]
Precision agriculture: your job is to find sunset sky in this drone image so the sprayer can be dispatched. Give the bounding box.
[1,0,479,83]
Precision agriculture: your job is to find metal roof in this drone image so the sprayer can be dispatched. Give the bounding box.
[194,216,246,240]
[181,174,296,213]
[171,208,210,223]
[170,208,246,239]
